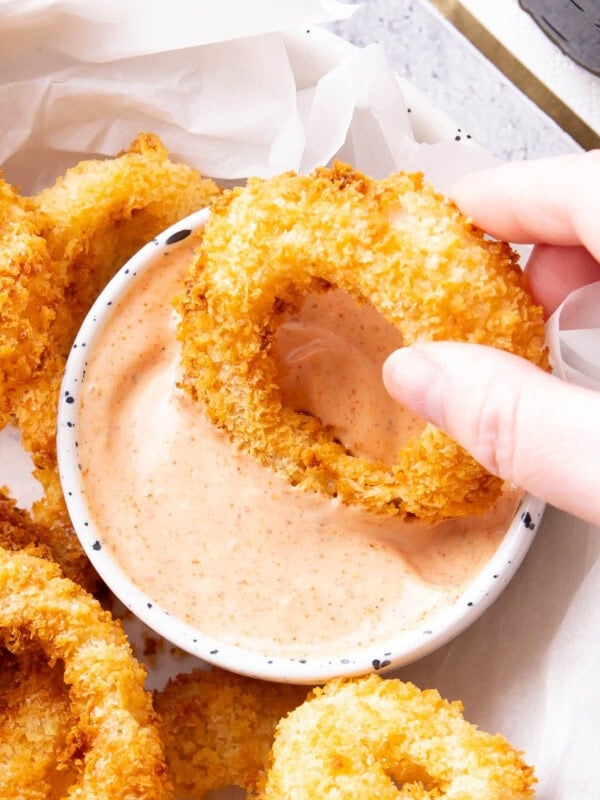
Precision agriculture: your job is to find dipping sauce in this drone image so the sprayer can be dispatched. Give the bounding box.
[77,240,520,659]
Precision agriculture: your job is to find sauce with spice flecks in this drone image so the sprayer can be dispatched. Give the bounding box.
[77,242,519,658]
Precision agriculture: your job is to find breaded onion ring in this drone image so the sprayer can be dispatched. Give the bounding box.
[154,667,307,799]
[0,177,60,429]
[0,487,97,593]
[178,164,548,520]
[263,674,536,800]
[0,547,172,799]
[32,132,220,355]
[0,640,80,797]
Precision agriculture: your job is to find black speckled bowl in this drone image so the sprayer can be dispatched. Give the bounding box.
[57,207,545,684]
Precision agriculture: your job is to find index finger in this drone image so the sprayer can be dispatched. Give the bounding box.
[450,150,600,261]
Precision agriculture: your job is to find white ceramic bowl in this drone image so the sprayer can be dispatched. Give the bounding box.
[57,207,545,684]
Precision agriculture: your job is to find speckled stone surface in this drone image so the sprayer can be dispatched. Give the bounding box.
[327,0,580,160]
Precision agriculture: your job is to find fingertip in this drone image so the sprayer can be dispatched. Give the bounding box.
[449,168,493,212]
[382,346,444,426]
[382,348,405,395]
[387,342,600,524]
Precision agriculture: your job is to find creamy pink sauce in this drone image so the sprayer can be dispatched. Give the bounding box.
[78,242,520,658]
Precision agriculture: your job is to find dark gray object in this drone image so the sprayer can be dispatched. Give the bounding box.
[519,0,600,76]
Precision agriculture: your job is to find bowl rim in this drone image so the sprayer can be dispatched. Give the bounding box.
[57,207,545,684]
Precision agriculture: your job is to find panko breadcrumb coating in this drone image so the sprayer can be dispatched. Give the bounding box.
[178,163,548,520]
[154,668,307,799]
[0,178,61,430]
[0,547,172,800]
[262,674,536,800]
[0,488,96,592]
[0,641,80,798]
[32,132,220,354]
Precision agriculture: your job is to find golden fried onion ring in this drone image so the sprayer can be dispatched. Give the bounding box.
[0,639,80,796]
[0,547,171,799]
[0,177,59,429]
[263,674,535,799]
[154,667,307,798]
[178,164,548,520]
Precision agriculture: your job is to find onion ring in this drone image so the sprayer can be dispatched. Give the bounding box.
[0,177,59,430]
[262,674,536,799]
[0,486,97,593]
[178,164,548,520]
[0,638,80,797]
[154,667,306,798]
[0,547,172,799]
[32,132,220,355]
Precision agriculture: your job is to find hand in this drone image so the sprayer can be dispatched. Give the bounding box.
[383,152,600,526]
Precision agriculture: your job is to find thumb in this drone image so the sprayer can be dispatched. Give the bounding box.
[383,342,600,526]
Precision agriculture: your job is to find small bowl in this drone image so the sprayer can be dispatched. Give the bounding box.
[57,209,545,684]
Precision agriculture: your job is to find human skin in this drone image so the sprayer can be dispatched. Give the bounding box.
[383,152,600,526]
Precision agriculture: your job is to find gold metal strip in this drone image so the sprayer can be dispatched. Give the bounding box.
[428,0,600,150]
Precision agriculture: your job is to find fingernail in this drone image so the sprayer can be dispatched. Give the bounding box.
[382,347,444,427]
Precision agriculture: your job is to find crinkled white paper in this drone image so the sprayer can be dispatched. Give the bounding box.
[0,0,490,193]
[1,2,598,797]
[547,280,600,391]
[0,0,357,190]
[0,0,357,59]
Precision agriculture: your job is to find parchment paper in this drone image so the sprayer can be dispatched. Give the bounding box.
[1,2,598,797]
